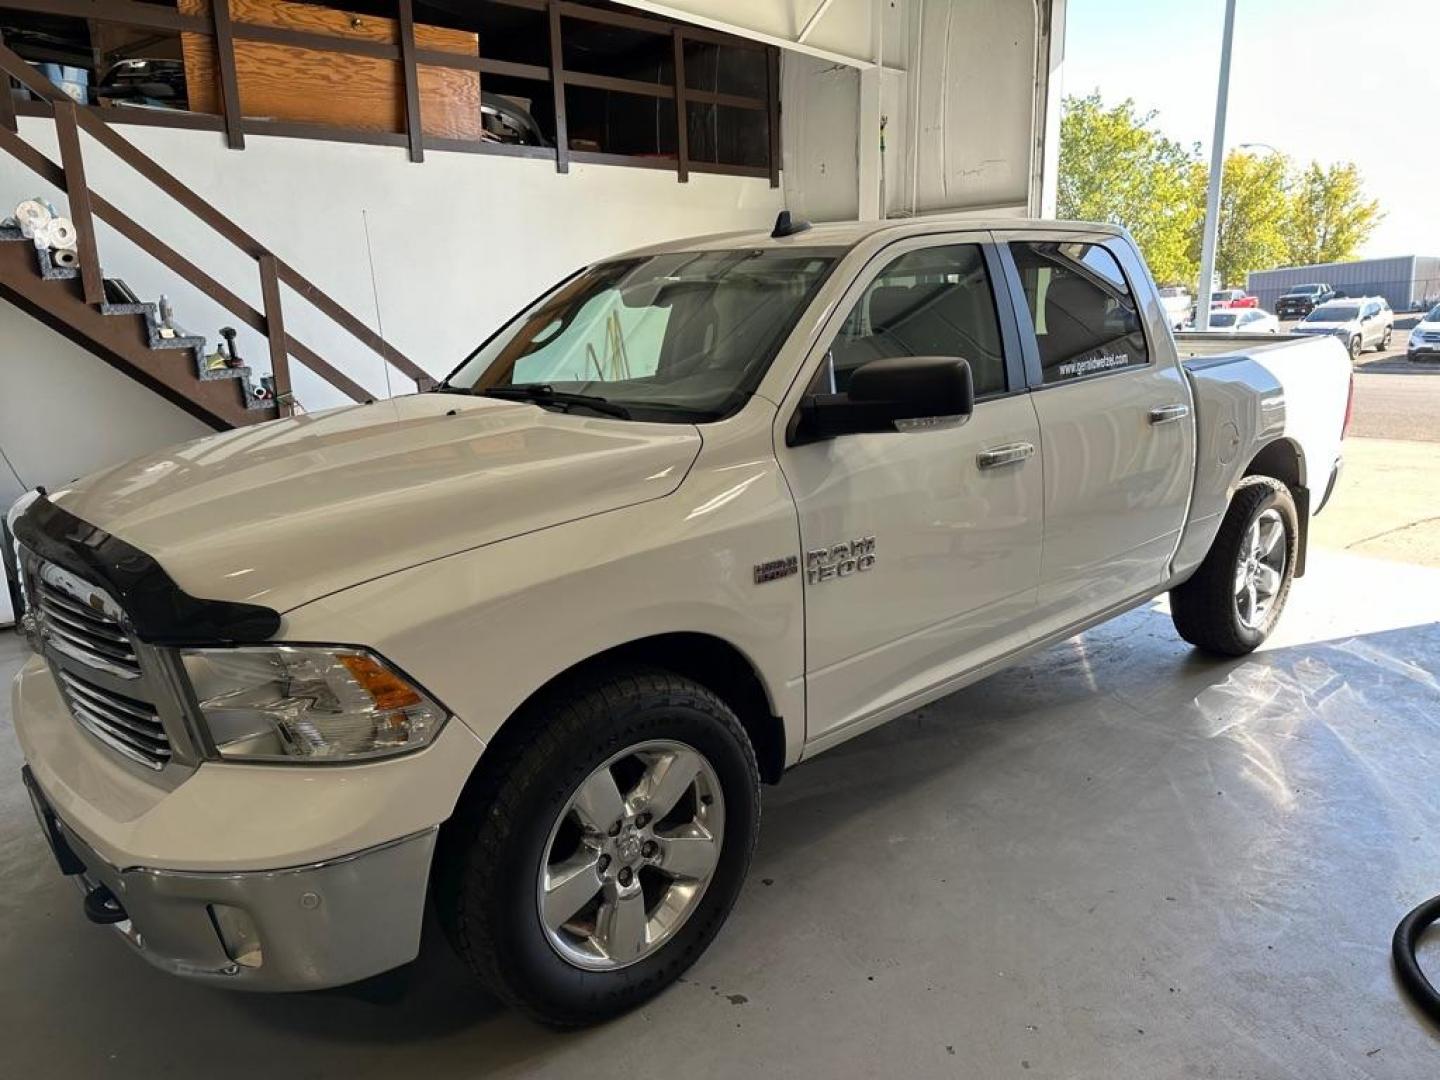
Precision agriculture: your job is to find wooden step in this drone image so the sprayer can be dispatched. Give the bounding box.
[0,237,277,430]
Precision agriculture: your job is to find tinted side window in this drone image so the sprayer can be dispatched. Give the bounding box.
[828,244,1007,398]
[1009,241,1149,384]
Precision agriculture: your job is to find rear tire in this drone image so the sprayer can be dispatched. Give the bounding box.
[1349,335,1363,360]
[1378,327,1392,351]
[1170,476,1298,656]
[435,667,761,1026]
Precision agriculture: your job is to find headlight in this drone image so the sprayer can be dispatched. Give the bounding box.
[181,646,447,762]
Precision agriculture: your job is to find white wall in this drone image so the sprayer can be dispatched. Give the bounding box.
[781,53,861,221]
[2,118,785,416]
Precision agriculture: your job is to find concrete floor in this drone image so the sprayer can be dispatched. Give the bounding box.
[1309,438,1440,568]
[3,548,1440,1078]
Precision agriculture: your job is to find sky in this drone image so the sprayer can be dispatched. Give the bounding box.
[1061,0,1439,258]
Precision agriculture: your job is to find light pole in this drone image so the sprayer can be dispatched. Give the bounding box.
[1196,0,1238,332]
[1238,141,1280,156]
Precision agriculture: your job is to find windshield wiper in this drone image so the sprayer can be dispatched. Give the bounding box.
[428,383,475,395]
[479,384,632,420]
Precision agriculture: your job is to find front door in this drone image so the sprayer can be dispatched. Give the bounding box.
[775,236,1044,746]
[999,235,1195,625]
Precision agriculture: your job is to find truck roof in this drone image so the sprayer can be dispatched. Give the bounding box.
[616,215,1127,259]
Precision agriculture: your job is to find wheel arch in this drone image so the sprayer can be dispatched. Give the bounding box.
[1241,437,1311,576]
[468,632,788,790]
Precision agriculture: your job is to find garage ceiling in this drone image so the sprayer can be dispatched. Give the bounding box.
[614,0,882,67]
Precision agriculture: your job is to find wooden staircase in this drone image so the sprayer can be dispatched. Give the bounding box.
[0,43,433,432]
[0,233,275,428]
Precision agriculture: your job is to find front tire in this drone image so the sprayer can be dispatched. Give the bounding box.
[435,667,761,1026]
[1349,334,1363,360]
[1170,476,1298,656]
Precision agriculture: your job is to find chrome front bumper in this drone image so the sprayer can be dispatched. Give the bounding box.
[25,767,436,992]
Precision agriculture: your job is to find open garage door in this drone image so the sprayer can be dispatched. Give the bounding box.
[619,0,1067,222]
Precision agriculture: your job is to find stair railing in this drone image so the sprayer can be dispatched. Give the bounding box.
[0,43,435,419]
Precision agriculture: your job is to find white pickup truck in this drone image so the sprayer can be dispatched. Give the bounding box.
[5,216,1351,1025]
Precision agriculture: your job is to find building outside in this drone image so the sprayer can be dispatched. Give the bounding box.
[1248,256,1440,313]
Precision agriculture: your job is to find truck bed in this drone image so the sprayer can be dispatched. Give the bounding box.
[1172,331,1310,360]
[1171,330,1351,581]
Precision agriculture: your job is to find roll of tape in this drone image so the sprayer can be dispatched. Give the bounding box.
[44,217,78,251]
[52,249,79,268]
[15,199,50,239]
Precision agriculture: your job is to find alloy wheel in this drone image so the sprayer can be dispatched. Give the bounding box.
[538,740,725,971]
[1234,508,1286,631]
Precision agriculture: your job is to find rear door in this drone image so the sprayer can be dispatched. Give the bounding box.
[996,232,1195,625]
[1360,300,1388,347]
[775,234,1043,745]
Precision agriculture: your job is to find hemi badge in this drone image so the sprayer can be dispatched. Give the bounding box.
[754,555,799,585]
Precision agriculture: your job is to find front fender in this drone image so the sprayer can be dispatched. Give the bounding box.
[280,427,805,772]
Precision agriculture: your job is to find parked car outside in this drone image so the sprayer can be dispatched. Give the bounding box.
[1158,285,1193,330]
[1210,288,1258,310]
[1407,303,1440,360]
[1293,297,1394,358]
[1205,308,1280,334]
[1275,283,1336,320]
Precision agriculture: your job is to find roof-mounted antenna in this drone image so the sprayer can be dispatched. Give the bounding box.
[771,210,812,239]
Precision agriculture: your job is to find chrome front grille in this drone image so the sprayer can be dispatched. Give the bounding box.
[34,565,142,680]
[1424,331,1440,343]
[54,669,171,770]
[14,547,187,773]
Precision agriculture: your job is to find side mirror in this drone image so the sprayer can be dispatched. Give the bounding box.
[791,356,974,445]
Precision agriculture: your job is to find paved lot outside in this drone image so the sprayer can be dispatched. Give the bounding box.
[1348,373,1440,444]
[1310,437,1440,567]
[1278,313,1435,376]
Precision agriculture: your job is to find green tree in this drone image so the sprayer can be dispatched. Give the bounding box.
[1283,161,1383,265]
[1057,92,1202,285]
[1191,150,1293,288]
[1060,93,1385,291]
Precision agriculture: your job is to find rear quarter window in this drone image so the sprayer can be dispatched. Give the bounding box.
[1009,241,1150,384]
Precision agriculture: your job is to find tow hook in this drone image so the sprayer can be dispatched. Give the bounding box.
[83,883,128,925]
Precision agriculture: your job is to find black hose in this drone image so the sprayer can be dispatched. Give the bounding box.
[1393,893,1440,1025]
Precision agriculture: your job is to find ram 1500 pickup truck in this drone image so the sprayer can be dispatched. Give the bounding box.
[5,217,1352,1025]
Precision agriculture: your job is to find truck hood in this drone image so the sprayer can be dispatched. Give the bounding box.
[49,394,702,614]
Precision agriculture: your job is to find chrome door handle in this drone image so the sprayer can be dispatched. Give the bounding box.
[976,442,1035,469]
[1148,403,1190,425]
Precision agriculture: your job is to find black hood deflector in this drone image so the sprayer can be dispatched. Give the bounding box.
[10,494,281,645]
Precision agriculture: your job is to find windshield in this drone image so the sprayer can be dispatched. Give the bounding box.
[1307,304,1358,321]
[1427,304,1440,322]
[1289,284,1323,295]
[1211,291,1231,301]
[443,248,840,422]
[1208,312,1238,327]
